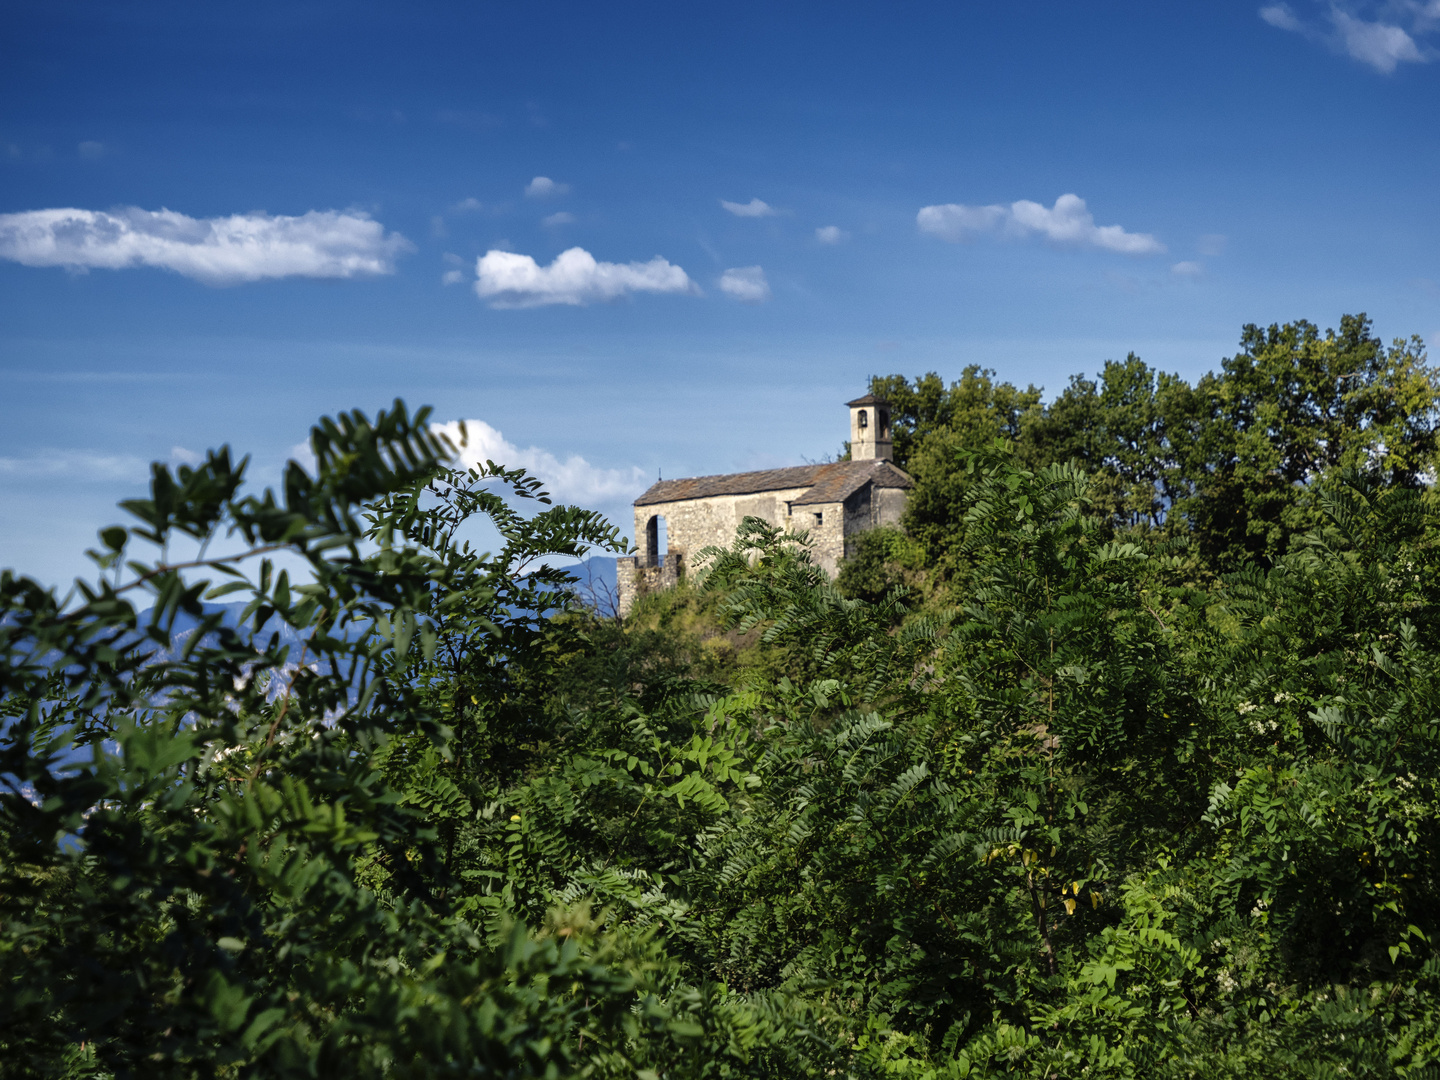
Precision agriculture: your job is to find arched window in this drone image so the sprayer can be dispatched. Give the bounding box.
[644,514,668,568]
[857,409,868,430]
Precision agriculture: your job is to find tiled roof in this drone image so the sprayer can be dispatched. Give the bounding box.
[791,460,910,505]
[634,458,911,507]
[845,393,886,407]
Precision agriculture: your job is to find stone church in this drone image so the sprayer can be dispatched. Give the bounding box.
[615,395,912,615]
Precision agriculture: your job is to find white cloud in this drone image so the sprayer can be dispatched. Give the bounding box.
[474,246,697,308]
[1171,260,1204,277]
[441,269,464,285]
[720,198,778,218]
[453,197,484,211]
[916,203,1007,241]
[815,225,848,244]
[1333,10,1424,72]
[917,193,1163,255]
[0,207,412,285]
[431,418,647,505]
[1260,2,1430,73]
[542,211,576,227]
[77,140,105,159]
[718,265,771,303]
[1260,4,1304,31]
[525,176,569,198]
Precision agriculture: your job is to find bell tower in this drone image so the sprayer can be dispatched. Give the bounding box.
[847,394,892,461]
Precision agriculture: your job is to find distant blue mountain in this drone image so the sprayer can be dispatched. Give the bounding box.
[568,556,620,617]
[134,556,622,643]
[571,555,617,591]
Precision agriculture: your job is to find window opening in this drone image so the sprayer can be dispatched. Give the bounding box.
[644,515,669,568]
[857,409,868,430]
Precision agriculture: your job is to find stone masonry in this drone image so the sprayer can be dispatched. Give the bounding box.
[615,395,911,615]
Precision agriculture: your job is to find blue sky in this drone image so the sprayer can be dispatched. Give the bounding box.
[4,0,1440,585]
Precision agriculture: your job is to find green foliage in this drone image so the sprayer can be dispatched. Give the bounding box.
[1175,315,1439,568]
[874,313,1440,575]
[0,404,819,1078]
[7,313,1440,1077]
[834,526,927,605]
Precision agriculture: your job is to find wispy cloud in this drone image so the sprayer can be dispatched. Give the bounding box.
[917,193,1163,255]
[432,418,647,505]
[542,211,576,227]
[1197,233,1228,256]
[452,197,484,211]
[815,225,848,244]
[77,140,105,159]
[0,207,412,285]
[1171,260,1204,277]
[0,449,148,480]
[718,265,771,303]
[525,176,570,198]
[474,246,697,308]
[720,198,778,218]
[1260,3,1430,73]
[1260,3,1306,31]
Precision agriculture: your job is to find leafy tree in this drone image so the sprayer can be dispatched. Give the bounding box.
[1173,314,1439,568]
[0,405,821,1078]
[870,366,1042,474]
[880,315,1440,580]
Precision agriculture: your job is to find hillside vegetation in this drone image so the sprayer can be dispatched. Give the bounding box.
[5,315,1440,1078]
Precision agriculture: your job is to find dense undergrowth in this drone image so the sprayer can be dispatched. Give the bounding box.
[5,315,1440,1077]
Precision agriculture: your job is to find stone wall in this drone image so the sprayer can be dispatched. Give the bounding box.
[801,501,846,575]
[615,550,685,617]
[616,479,909,615]
[874,487,907,528]
[635,485,813,569]
[842,485,873,561]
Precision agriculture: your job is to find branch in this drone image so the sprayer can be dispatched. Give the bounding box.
[70,543,292,618]
[1141,600,1170,632]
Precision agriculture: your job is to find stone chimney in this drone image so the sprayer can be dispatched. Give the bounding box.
[846,394,892,461]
